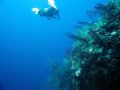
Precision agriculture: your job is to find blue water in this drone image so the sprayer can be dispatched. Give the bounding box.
[0,0,107,90]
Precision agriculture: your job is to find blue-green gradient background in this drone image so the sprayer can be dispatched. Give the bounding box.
[0,0,107,90]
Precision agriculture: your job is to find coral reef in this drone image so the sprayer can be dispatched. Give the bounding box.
[51,1,120,90]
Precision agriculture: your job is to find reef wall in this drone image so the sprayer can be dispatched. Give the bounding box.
[50,1,120,90]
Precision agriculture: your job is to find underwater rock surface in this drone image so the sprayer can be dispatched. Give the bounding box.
[50,1,120,90]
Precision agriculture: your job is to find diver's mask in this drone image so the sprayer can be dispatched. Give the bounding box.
[44,8,49,12]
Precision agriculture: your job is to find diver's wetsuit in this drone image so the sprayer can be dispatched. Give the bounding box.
[38,7,60,19]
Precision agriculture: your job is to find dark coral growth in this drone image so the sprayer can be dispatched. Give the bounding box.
[50,1,120,90]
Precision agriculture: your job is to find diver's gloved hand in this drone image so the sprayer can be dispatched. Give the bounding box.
[32,8,40,14]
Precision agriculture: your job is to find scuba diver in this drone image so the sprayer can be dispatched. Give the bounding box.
[32,0,60,20]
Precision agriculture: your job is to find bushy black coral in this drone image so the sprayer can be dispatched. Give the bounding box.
[67,2,120,90]
[51,2,120,90]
